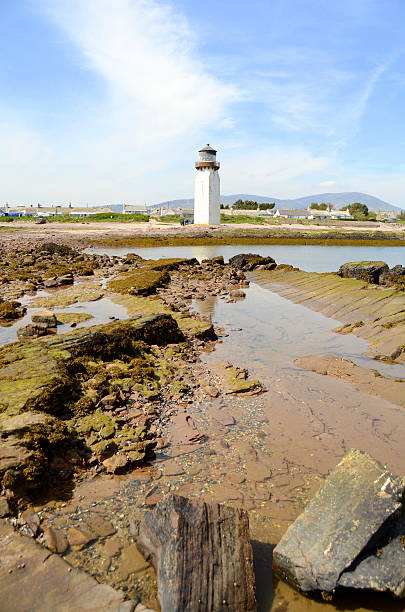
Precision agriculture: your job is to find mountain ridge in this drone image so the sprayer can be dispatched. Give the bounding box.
[153,192,403,212]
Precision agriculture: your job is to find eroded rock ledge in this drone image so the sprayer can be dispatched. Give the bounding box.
[253,265,405,363]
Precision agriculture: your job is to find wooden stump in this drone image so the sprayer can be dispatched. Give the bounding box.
[135,494,257,612]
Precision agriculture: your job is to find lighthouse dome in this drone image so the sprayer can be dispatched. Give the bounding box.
[198,144,217,162]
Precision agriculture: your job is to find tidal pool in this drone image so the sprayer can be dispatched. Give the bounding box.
[90,243,404,272]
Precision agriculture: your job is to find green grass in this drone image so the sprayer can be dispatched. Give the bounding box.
[46,213,149,223]
[0,213,150,223]
[156,216,184,223]
[221,214,269,224]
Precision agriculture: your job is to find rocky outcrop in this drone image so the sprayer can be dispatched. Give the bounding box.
[0,314,185,498]
[273,449,405,597]
[229,253,276,271]
[338,261,389,284]
[0,520,134,611]
[380,264,405,290]
[17,310,57,340]
[108,258,199,297]
[0,299,26,324]
[252,267,405,363]
[338,260,405,289]
[295,354,405,408]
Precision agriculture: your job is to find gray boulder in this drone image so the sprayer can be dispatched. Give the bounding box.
[338,261,389,284]
[229,253,276,271]
[273,449,404,594]
[380,265,405,290]
[338,511,405,597]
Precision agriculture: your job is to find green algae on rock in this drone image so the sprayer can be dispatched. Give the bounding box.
[107,258,198,296]
[56,312,94,325]
[110,294,216,340]
[30,282,104,308]
[0,299,26,326]
[0,314,186,498]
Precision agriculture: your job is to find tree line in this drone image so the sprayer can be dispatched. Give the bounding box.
[310,202,371,218]
[221,200,276,210]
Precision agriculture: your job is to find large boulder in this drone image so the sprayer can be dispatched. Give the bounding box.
[229,253,276,271]
[338,261,389,284]
[380,264,405,290]
[273,449,405,595]
[31,310,57,328]
[0,299,25,323]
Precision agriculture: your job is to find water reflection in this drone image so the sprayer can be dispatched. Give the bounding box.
[90,244,405,272]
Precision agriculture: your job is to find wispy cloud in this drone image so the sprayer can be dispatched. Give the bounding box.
[319,180,337,187]
[40,0,238,146]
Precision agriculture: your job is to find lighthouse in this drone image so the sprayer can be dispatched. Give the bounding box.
[194,144,220,225]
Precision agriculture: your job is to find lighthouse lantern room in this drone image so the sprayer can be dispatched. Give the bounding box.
[194,144,220,225]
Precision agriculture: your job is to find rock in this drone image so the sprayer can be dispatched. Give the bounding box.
[0,497,10,517]
[116,543,149,580]
[338,511,405,597]
[0,441,33,477]
[102,453,130,474]
[229,253,276,271]
[134,605,157,612]
[202,385,220,398]
[21,510,41,537]
[85,515,116,537]
[91,440,118,461]
[16,323,45,340]
[43,526,69,553]
[0,520,132,611]
[338,261,389,284]
[31,310,57,328]
[229,289,246,299]
[0,412,53,437]
[43,278,60,288]
[0,300,25,323]
[211,256,224,265]
[380,264,405,290]
[67,526,97,551]
[58,274,74,285]
[273,449,405,594]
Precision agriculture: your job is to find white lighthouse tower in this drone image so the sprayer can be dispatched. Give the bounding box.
[194,144,220,225]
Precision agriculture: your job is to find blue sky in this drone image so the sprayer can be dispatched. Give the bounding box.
[1,0,405,207]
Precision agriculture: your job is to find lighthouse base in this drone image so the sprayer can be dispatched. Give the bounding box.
[194,169,220,225]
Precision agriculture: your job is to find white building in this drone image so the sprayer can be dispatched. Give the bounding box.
[194,144,220,225]
[122,204,149,215]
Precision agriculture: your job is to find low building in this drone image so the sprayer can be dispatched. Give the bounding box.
[122,204,149,215]
[274,209,312,219]
[225,208,275,217]
[376,210,398,221]
[274,208,353,220]
[4,205,114,217]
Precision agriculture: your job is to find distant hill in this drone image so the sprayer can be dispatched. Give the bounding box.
[153,192,403,213]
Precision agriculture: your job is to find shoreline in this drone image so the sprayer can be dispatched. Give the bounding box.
[1,219,404,251]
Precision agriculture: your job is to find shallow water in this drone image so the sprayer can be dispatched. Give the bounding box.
[90,244,405,271]
[0,291,128,346]
[186,282,405,611]
[193,283,405,379]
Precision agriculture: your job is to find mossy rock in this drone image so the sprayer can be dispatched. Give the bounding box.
[31,283,104,308]
[90,439,118,460]
[0,300,25,325]
[108,269,170,296]
[56,312,94,325]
